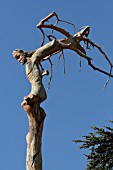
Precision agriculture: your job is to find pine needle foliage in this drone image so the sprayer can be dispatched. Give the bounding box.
[74,121,113,170]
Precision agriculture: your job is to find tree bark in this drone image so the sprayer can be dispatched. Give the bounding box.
[22,101,46,170]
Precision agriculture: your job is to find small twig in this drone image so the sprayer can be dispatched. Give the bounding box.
[59,19,76,34]
[61,50,66,75]
[56,50,66,75]
[56,51,62,66]
[88,60,113,78]
[46,34,57,41]
[104,66,112,89]
[39,28,45,46]
[42,70,49,77]
[79,56,82,72]
[47,58,53,91]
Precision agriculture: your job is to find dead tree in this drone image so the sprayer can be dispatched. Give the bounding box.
[12,12,113,170]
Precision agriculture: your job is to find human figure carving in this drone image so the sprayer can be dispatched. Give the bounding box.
[13,49,48,106]
[13,49,49,170]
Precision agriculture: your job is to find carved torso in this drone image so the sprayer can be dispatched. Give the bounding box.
[26,58,47,102]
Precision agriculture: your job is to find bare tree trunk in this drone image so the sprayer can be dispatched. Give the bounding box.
[12,12,113,170]
[22,102,46,170]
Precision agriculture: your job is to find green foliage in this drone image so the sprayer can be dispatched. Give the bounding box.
[74,121,113,170]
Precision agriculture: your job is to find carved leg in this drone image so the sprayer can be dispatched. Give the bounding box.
[21,94,40,107]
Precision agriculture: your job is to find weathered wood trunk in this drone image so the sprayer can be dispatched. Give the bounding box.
[22,102,46,170]
[12,12,113,170]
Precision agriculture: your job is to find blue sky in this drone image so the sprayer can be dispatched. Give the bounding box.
[0,1,113,170]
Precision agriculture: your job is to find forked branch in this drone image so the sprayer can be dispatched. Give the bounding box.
[13,12,113,89]
[37,12,72,46]
[36,12,113,85]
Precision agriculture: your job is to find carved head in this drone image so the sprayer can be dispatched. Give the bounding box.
[12,49,27,65]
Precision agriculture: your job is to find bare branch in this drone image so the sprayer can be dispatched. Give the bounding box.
[37,12,72,39]
[56,51,62,66]
[88,60,113,78]
[104,66,112,89]
[47,58,53,91]
[61,50,66,75]
[46,34,57,41]
[39,27,45,46]
[80,37,113,67]
[58,19,76,34]
[79,57,82,72]
[56,50,66,75]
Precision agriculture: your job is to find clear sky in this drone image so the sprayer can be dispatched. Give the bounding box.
[0,1,113,170]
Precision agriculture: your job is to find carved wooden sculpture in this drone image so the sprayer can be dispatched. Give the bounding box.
[13,48,47,170]
[13,12,113,170]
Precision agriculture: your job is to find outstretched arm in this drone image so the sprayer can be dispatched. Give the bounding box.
[31,40,60,64]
